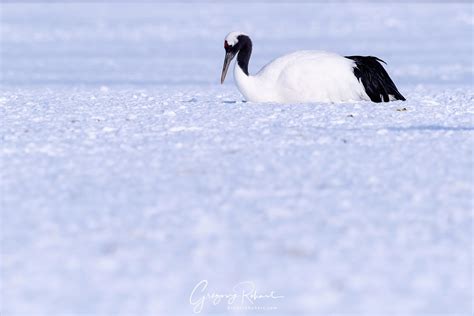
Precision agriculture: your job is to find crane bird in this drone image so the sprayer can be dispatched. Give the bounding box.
[220,31,405,103]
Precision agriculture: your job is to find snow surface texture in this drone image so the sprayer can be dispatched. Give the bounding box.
[1,2,473,316]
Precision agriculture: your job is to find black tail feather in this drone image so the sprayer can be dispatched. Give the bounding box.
[345,56,405,103]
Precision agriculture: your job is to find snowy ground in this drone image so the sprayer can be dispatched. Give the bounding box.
[1,2,473,316]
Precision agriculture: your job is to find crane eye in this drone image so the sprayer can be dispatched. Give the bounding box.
[224,41,230,49]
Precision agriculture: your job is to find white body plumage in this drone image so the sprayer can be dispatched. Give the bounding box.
[234,51,370,103]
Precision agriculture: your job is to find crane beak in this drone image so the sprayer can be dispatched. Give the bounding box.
[221,52,235,84]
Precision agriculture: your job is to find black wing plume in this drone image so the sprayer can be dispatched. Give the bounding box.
[346,56,405,103]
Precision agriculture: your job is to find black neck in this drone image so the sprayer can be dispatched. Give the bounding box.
[237,36,252,76]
